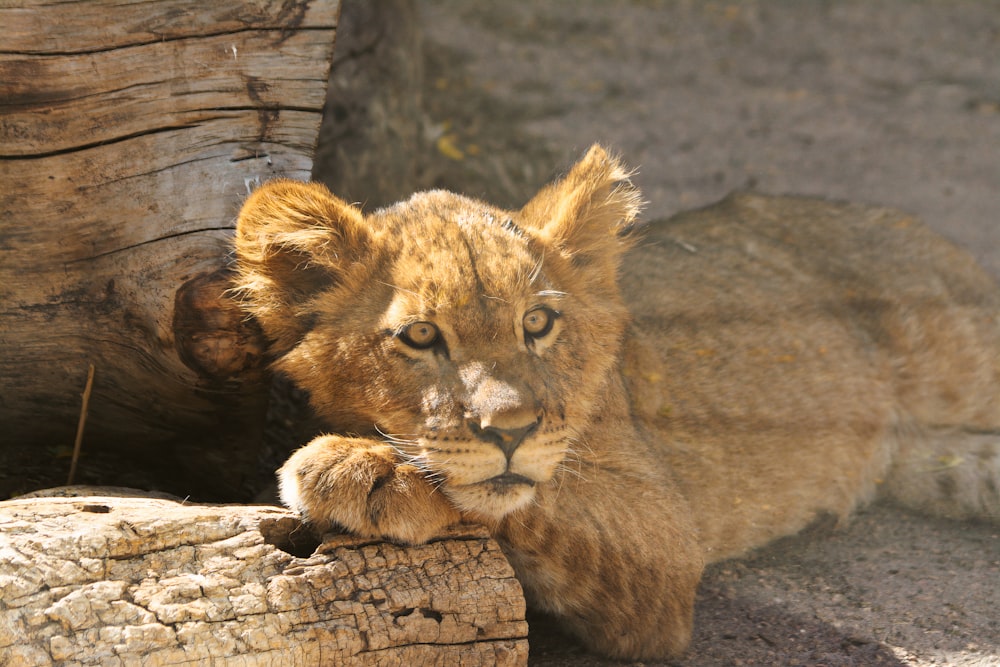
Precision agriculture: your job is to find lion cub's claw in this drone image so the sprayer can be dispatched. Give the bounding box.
[278,435,461,545]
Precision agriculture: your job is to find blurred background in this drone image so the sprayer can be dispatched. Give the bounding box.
[316,0,1000,277]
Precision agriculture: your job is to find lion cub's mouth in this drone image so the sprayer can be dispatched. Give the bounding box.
[487,472,536,489]
[408,425,568,517]
[442,468,542,518]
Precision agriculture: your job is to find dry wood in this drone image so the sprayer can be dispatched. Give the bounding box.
[0,0,340,498]
[0,494,528,666]
[67,364,96,486]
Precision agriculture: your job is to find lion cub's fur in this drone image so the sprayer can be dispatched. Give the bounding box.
[234,145,1000,660]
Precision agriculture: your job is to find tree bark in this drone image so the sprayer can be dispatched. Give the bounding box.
[0,0,340,499]
[0,494,528,666]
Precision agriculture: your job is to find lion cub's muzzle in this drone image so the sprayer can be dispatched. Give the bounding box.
[468,417,540,462]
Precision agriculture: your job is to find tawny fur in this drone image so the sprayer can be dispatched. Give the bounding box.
[233,145,1000,660]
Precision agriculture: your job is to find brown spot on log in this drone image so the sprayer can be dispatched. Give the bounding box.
[173,268,267,381]
[245,75,281,144]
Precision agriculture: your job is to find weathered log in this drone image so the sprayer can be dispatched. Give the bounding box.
[0,494,529,665]
[0,0,340,498]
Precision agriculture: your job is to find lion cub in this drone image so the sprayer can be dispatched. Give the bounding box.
[234,145,1000,660]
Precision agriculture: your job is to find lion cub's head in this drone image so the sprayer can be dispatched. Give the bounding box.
[234,145,641,519]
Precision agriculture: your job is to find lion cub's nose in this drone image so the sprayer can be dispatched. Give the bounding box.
[469,418,540,460]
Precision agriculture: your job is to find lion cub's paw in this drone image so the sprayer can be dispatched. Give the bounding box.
[278,435,461,545]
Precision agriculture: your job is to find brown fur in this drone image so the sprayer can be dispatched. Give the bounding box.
[233,145,1000,660]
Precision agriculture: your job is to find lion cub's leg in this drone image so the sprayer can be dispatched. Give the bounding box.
[497,459,704,660]
[278,435,461,544]
[885,426,1000,522]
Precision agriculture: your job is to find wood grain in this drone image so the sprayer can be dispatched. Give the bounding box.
[0,0,340,498]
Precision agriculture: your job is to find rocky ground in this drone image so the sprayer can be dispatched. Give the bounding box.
[404,2,1000,665]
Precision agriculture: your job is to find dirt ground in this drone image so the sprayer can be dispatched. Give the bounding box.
[407,2,1000,666]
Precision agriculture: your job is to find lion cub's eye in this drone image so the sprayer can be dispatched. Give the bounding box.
[523,307,557,340]
[398,321,441,350]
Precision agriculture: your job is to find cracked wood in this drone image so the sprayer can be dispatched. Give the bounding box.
[0,494,528,666]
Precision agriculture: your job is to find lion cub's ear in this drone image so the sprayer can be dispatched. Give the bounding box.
[233,179,370,352]
[520,144,643,278]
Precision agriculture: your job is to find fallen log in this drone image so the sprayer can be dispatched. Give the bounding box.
[0,494,528,666]
[0,0,340,499]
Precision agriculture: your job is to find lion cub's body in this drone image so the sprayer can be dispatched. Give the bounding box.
[234,146,1000,660]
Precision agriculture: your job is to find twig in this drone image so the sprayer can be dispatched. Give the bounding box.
[67,364,95,486]
[670,237,699,254]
